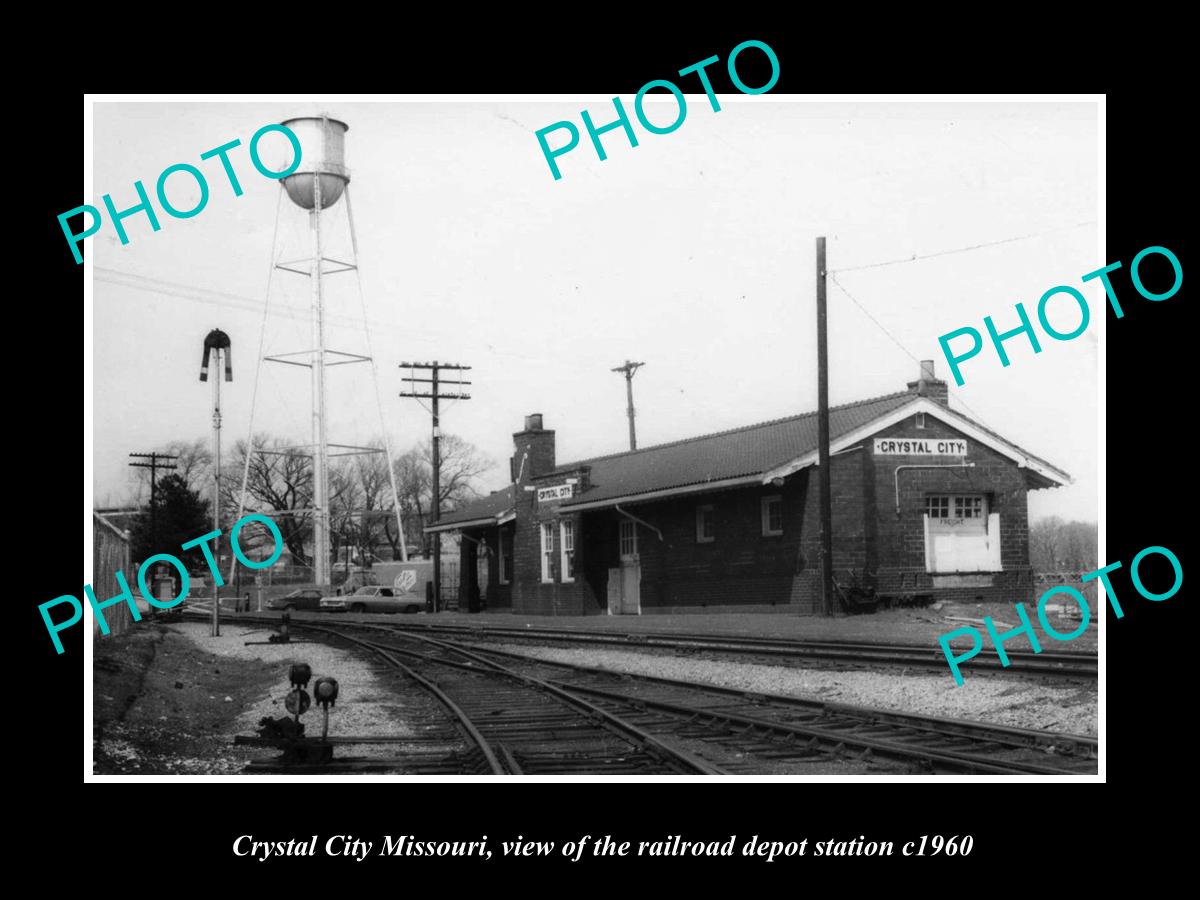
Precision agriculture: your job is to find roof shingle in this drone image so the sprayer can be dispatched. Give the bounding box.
[556,391,915,507]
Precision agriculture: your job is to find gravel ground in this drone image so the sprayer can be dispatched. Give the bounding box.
[425,599,1098,653]
[171,623,416,753]
[489,643,1098,737]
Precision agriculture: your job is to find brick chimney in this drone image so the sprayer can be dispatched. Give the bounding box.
[512,413,556,482]
[907,359,949,407]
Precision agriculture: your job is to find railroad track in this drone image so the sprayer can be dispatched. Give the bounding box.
[356,618,1099,679]
[278,623,724,776]
[188,612,1096,774]
[337,622,1096,775]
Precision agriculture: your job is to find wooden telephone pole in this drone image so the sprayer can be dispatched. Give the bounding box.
[399,361,471,612]
[128,451,178,552]
[611,360,645,450]
[816,237,835,616]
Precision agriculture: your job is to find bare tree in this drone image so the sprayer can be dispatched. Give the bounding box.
[329,458,363,578]
[1030,515,1066,571]
[1030,516,1097,572]
[223,435,313,566]
[394,435,492,557]
[351,449,395,563]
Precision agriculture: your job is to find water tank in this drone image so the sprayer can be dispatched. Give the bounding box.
[281,117,350,210]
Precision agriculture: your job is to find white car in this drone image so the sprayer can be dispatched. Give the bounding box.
[320,585,424,615]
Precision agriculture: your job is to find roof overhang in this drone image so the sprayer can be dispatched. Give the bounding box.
[760,397,1073,487]
[424,508,514,534]
[559,474,763,513]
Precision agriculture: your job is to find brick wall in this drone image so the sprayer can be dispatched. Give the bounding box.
[493,409,1050,616]
[867,413,1035,604]
[791,451,867,612]
[572,477,811,611]
[511,466,592,615]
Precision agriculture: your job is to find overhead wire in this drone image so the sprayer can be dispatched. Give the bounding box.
[227,184,284,581]
[829,220,1096,274]
[828,272,999,433]
[344,183,409,562]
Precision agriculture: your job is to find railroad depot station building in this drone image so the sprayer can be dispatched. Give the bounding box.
[429,362,1070,616]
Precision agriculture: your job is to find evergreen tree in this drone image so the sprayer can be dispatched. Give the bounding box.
[130,473,212,569]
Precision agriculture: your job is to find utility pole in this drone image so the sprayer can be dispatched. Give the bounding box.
[815,237,835,617]
[201,328,232,636]
[611,360,645,450]
[128,452,178,554]
[399,361,471,612]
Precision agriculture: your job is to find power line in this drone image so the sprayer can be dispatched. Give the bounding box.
[828,272,999,432]
[129,452,178,554]
[611,360,645,450]
[829,220,1096,274]
[94,265,620,368]
[828,273,920,366]
[399,361,472,613]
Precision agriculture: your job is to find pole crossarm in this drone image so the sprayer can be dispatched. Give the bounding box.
[397,360,473,612]
[397,391,471,400]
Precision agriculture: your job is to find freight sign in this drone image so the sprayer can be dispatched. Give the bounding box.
[537,484,575,503]
[873,438,967,457]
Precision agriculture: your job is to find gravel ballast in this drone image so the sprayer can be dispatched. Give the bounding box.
[169,623,417,750]
[489,643,1098,737]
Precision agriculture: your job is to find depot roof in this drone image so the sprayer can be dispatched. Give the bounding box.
[427,390,1070,530]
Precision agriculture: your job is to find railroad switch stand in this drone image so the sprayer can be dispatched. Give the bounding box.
[245,612,314,646]
[236,660,334,766]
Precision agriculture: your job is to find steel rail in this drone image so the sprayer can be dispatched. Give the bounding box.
[297,623,510,775]
[413,635,1098,758]
[382,620,1096,676]
[362,629,1087,775]
[357,634,725,776]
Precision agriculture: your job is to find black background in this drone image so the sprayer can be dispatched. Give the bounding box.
[21,22,1188,887]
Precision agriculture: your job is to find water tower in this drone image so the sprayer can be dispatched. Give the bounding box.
[230,115,408,592]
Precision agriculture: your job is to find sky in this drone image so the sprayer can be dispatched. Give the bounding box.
[90,99,1099,523]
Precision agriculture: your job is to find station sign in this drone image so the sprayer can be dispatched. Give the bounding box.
[537,484,575,503]
[873,438,968,457]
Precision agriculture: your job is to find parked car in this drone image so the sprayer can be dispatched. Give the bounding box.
[320,585,423,615]
[267,589,325,612]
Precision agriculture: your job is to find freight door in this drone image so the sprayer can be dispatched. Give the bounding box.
[923,495,1000,573]
[617,519,641,614]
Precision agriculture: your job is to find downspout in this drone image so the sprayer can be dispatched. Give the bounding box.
[614,504,664,541]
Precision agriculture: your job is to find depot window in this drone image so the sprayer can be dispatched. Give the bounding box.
[761,495,783,536]
[498,530,511,585]
[560,519,575,583]
[956,495,984,518]
[926,495,950,519]
[696,505,715,543]
[927,495,987,519]
[540,523,555,583]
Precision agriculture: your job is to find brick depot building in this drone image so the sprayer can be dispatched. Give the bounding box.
[429,362,1070,616]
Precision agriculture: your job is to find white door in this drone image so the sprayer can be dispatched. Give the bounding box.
[925,495,995,573]
[618,519,641,614]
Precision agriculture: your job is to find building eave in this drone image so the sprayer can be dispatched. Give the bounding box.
[760,397,1073,487]
[559,474,764,513]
